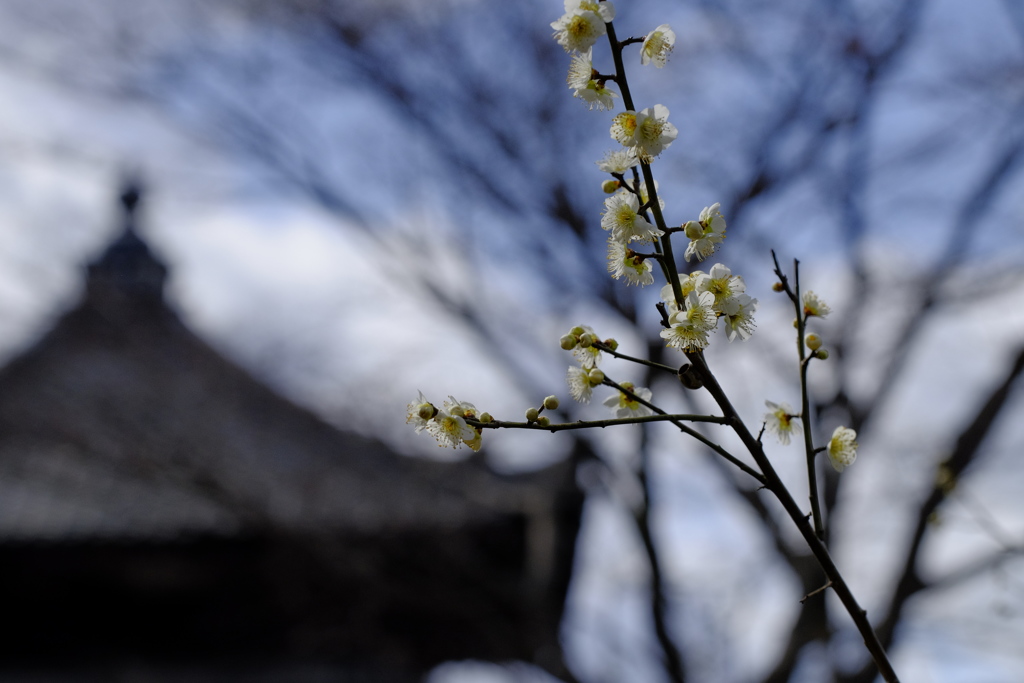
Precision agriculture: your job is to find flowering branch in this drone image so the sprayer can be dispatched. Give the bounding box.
[409,3,895,681]
[468,413,728,430]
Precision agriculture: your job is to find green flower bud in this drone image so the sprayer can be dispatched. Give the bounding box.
[537,415,551,427]
[570,326,586,337]
[772,282,785,292]
[579,332,597,348]
[683,220,703,240]
[815,349,829,360]
[525,407,540,422]
[603,338,618,351]
[559,334,577,350]
[601,179,620,194]
[479,412,493,424]
[587,368,605,385]
[805,333,822,351]
[417,403,436,421]
[543,395,560,410]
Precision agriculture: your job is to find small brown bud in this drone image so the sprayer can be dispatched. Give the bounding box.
[677,363,704,390]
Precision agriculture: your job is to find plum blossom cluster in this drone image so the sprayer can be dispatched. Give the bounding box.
[559,326,654,417]
[659,263,758,351]
[406,392,488,451]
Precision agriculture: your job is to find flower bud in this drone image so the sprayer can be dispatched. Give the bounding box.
[525,407,540,423]
[677,363,703,390]
[559,334,577,350]
[537,415,551,427]
[772,282,785,292]
[570,326,586,337]
[543,395,560,410]
[815,349,829,360]
[417,403,437,421]
[603,338,619,351]
[579,332,597,348]
[793,318,799,328]
[805,333,822,351]
[479,412,493,424]
[601,179,620,194]
[683,220,703,240]
[587,368,605,385]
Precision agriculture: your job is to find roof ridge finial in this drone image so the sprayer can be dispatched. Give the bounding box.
[85,175,167,314]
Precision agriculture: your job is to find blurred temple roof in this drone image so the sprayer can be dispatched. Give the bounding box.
[0,181,582,679]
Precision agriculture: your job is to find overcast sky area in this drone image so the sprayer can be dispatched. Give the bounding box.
[1,0,1024,681]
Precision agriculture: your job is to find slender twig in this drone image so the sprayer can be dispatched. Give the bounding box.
[593,341,677,373]
[794,261,825,541]
[772,252,825,541]
[603,378,766,484]
[469,413,728,430]
[687,350,900,682]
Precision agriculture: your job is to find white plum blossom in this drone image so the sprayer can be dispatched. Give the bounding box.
[611,105,677,161]
[601,192,663,244]
[802,291,832,319]
[683,203,727,262]
[597,149,639,174]
[698,263,746,307]
[563,0,615,22]
[721,293,758,341]
[764,401,801,445]
[405,391,435,433]
[571,325,603,368]
[443,396,478,419]
[634,177,666,211]
[567,50,618,110]
[567,365,600,403]
[603,382,654,418]
[640,24,676,67]
[660,291,718,350]
[607,239,655,286]
[551,8,607,53]
[660,271,707,309]
[426,407,476,448]
[827,426,858,472]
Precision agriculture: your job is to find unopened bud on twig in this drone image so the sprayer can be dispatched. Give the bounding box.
[479,412,493,424]
[677,363,704,390]
[772,282,785,292]
[543,395,560,410]
[537,415,551,427]
[587,368,605,385]
[805,333,822,351]
[560,334,577,350]
[814,349,829,360]
[603,338,619,351]
[601,179,620,194]
[525,407,540,423]
[683,220,703,240]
